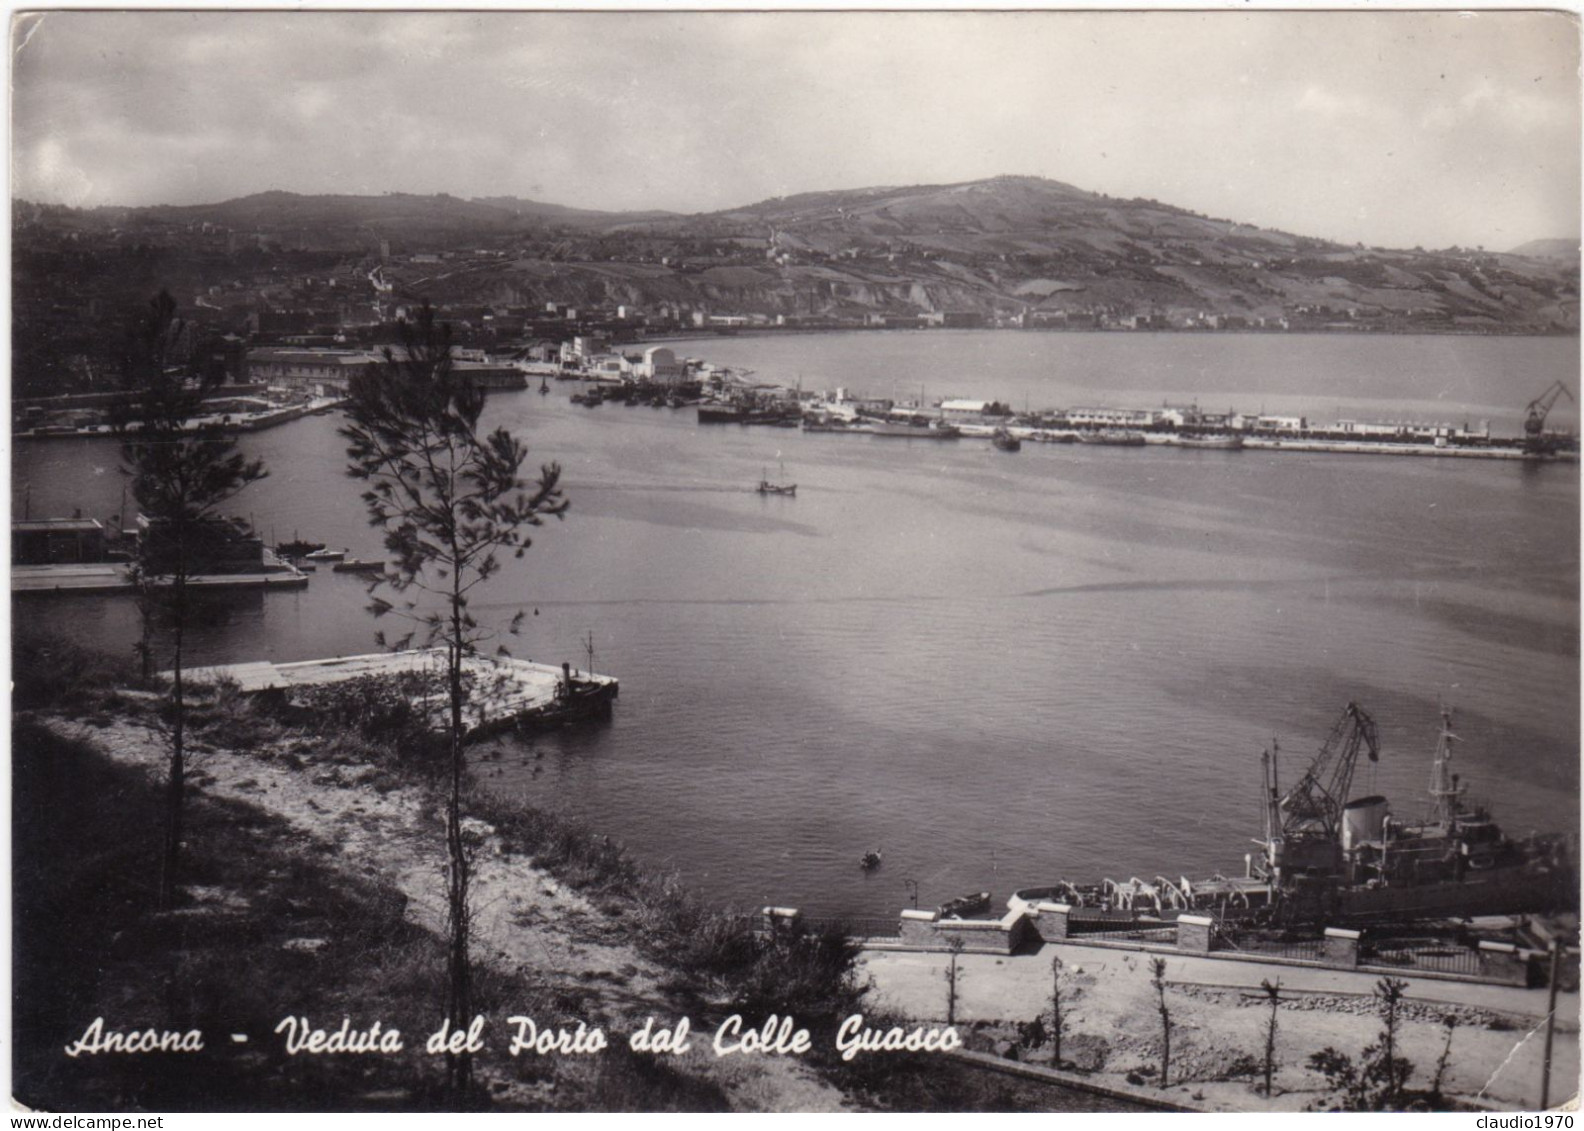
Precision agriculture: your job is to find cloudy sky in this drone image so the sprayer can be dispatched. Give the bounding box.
[11,9,1580,251]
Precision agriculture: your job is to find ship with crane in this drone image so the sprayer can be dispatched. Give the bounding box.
[1523,379,1576,456]
[1011,702,1576,926]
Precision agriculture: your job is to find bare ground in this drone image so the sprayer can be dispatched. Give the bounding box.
[44,714,849,1112]
[860,943,1580,1112]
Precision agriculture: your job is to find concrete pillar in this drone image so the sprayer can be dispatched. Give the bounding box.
[1033,902,1070,942]
[1322,927,1361,968]
[899,908,940,945]
[1477,940,1534,986]
[1177,914,1215,954]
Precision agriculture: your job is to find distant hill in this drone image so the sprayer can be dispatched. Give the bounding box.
[1509,237,1579,261]
[470,196,680,229]
[130,190,679,239]
[15,177,1580,333]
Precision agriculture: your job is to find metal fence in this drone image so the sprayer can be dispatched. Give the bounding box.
[1069,920,1179,945]
[1214,931,1327,963]
[1362,942,1484,979]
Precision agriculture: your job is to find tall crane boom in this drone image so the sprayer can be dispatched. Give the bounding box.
[1524,381,1574,453]
[1278,701,1379,840]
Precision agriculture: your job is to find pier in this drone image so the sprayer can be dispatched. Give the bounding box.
[13,395,346,441]
[178,648,618,737]
[11,559,309,594]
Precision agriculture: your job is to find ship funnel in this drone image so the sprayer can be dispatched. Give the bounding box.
[1342,795,1389,851]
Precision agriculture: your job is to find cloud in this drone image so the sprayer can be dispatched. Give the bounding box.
[1295,86,1376,119]
[22,136,95,207]
[8,10,1579,249]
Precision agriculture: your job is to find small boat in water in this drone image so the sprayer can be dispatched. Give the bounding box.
[539,377,550,395]
[276,536,326,559]
[859,849,883,872]
[991,429,1022,452]
[757,462,797,496]
[938,891,992,919]
[305,547,348,562]
[1176,433,1245,451]
[332,559,384,573]
[1078,430,1147,446]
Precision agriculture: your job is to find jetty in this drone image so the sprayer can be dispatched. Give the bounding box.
[13,395,346,441]
[11,557,308,595]
[177,648,618,737]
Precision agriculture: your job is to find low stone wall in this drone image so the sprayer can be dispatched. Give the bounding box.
[1477,941,1539,987]
[895,908,1034,954]
[898,909,942,945]
[1029,902,1071,942]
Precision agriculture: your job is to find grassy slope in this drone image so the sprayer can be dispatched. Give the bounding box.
[11,642,1131,1112]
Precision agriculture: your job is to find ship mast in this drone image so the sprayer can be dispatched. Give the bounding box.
[1260,742,1282,844]
[1428,706,1465,828]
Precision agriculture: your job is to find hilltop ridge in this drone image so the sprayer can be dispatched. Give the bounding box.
[14,176,1579,359]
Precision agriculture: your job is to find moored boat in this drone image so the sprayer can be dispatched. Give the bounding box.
[1177,433,1245,450]
[332,559,384,573]
[938,891,992,919]
[276,536,326,559]
[698,403,747,424]
[1008,702,1577,927]
[305,547,348,562]
[869,419,961,439]
[991,429,1022,452]
[1078,430,1147,446]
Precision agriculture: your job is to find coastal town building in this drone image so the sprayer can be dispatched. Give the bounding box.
[246,347,381,395]
[135,514,268,575]
[1065,406,1157,428]
[12,518,110,566]
[634,346,683,383]
[938,399,1013,423]
[587,354,633,380]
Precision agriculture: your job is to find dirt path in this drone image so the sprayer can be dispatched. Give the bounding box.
[48,716,849,1112]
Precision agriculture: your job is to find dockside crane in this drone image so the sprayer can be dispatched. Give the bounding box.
[1278,701,1380,843]
[1524,380,1574,455]
[1258,702,1381,896]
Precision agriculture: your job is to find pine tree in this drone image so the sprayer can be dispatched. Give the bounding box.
[117,290,268,910]
[340,303,566,1099]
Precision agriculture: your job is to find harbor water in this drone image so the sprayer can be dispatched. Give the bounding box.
[13,332,1580,920]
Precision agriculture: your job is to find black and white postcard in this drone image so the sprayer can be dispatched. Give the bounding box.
[9,6,1580,1118]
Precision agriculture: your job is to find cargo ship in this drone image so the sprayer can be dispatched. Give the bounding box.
[1010,703,1576,926]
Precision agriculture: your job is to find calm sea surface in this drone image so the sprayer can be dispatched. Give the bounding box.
[14,332,1580,920]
